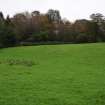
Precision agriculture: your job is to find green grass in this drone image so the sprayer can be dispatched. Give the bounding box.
[0,43,105,105]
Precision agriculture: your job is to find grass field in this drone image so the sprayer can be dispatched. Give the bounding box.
[0,43,105,105]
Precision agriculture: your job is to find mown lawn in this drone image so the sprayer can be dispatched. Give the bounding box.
[0,43,105,105]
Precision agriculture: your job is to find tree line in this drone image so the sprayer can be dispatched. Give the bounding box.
[0,9,105,48]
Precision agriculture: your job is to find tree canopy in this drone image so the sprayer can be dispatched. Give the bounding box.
[0,10,105,48]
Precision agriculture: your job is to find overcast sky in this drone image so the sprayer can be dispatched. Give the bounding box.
[0,0,105,21]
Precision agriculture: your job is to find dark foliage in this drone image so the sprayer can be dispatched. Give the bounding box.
[0,10,105,48]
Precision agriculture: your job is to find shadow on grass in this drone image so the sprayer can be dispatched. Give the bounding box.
[86,91,105,105]
[0,58,37,67]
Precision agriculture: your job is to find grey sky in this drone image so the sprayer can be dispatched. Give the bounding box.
[0,0,105,21]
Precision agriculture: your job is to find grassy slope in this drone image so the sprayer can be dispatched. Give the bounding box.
[0,43,105,105]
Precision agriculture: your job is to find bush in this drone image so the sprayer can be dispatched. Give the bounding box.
[75,33,88,43]
[0,23,16,47]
